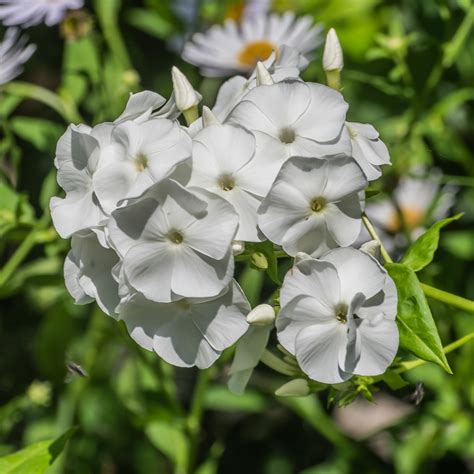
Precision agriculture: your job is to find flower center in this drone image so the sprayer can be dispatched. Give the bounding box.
[387,206,424,232]
[279,127,296,144]
[134,152,148,172]
[219,174,235,191]
[335,304,348,323]
[168,230,184,244]
[310,197,327,213]
[237,40,276,68]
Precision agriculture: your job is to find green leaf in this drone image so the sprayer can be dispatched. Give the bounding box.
[145,420,188,471]
[0,428,75,473]
[202,385,267,412]
[39,170,58,212]
[402,214,463,271]
[365,188,380,199]
[386,263,451,373]
[127,8,175,39]
[441,230,474,260]
[10,117,63,153]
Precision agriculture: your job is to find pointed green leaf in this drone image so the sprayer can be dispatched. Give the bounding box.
[402,214,463,272]
[386,263,451,373]
[0,428,76,474]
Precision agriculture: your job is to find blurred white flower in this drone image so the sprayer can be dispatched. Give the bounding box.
[108,179,238,303]
[64,231,120,316]
[277,248,398,384]
[0,0,83,27]
[182,12,323,77]
[365,172,456,246]
[346,122,391,181]
[0,27,35,85]
[50,124,111,238]
[189,123,270,241]
[93,118,192,214]
[119,282,250,369]
[258,155,367,257]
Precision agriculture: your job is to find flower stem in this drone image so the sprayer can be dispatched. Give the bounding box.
[361,213,393,263]
[0,213,50,288]
[396,331,474,373]
[420,283,474,313]
[260,350,299,376]
[186,368,211,474]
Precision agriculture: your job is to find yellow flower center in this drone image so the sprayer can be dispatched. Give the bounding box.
[168,231,184,244]
[237,40,276,68]
[134,153,148,172]
[219,174,235,191]
[387,207,424,232]
[310,197,327,213]
[335,304,348,324]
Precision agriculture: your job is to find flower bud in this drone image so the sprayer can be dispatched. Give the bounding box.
[251,251,268,270]
[360,240,381,261]
[202,105,221,127]
[275,378,310,397]
[255,61,274,86]
[171,66,200,124]
[323,28,343,90]
[246,304,275,326]
[231,240,245,256]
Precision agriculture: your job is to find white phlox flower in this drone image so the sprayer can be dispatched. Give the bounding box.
[258,155,367,257]
[189,123,270,241]
[277,248,398,384]
[0,27,36,85]
[346,122,390,181]
[118,282,250,369]
[50,123,112,238]
[182,12,323,77]
[228,80,351,183]
[93,118,192,214]
[0,0,84,27]
[108,179,239,303]
[64,231,120,317]
[228,304,275,394]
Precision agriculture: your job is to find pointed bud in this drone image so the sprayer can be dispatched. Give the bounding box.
[171,66,200,124]
[323,28,343,72]
[275,378,310,397]
[323,28,343,90]
[251,251,268,270]
[255,61,274,86]
[360,240,381,261]
[246,304,275,326]
[202,106,221,127]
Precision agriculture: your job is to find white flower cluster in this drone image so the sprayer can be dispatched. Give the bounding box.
[51,38,399,384]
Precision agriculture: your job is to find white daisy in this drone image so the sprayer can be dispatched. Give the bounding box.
[0,27,35,85]
[277,248,398,384]
[182,12,323,77]
[119,282,250,369]
[0,0,83,27]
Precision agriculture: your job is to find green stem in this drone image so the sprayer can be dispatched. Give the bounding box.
[186,368,211,474]
[397,332,474,373]
[1,82,82,123]
[361,214,393,263]
[420,283,474,313]
[260,350,299,376]
[0,213,50,288]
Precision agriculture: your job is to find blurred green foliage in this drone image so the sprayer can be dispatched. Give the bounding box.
[0,0,473,473]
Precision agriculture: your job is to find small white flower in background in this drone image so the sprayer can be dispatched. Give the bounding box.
[277,248,398,384]
[258,155,367,257]
[119,282,250,369]
[228,304,275,394]
[0,27,36,85]
[189,123,270,241]
[228,80,351,180]
[365,171,456,247]
[93,118,192,214]
[0,0,83,27]
[346,122,391,181]
[64,231,120,317]
[108,179,238,303]
[50,124,110,238]
[182,12,323,77]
